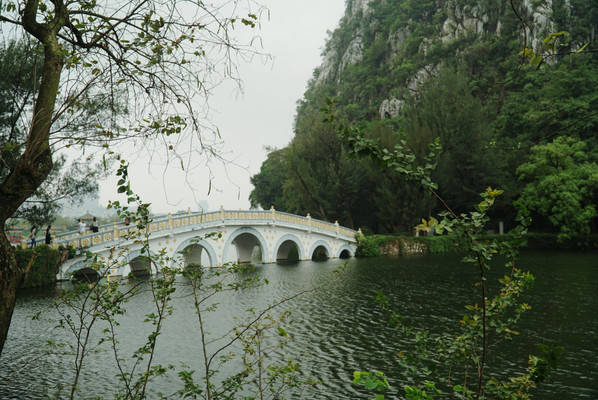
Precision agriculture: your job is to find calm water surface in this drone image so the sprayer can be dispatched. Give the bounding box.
[1,251,596,399]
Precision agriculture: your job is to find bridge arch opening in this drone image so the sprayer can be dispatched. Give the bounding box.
[309,240,332,262]
[312,246,329,261]
[71,267,99,283]
[175,238,217,268]
[180,244,212,268]
[339,249,351,259]
[223,227,268,265]
[337,244,354,259]
[230,233,263,264]
[273,235,305,263]
[128,255,152,278]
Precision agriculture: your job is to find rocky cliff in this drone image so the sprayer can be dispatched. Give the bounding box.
[310,0,595,120]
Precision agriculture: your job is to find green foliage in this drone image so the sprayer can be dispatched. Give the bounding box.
[250,106,377,229]
[520,31,589,68]
[402,69,506,215]
[57,244,77,260]
[376,232,598,253]
[249,147,290,210]
[485,344,564,399]
[516,136,598,241]
[14,245,61,289]
[404,381,441,400]
[523,233,598,250]
[0,39,112,227]
[415,235,468,253]
[353,370,391,399]
[0,40,41,135]
[355,234,382,257]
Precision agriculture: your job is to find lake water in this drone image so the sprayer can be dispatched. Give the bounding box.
[1,251,596,399]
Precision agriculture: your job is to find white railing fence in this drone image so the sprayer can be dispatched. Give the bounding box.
[21,207,358,250]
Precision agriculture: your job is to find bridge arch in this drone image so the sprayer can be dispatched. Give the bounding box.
[64,260,100,282]
[174,237,218,268]
[118,249,160,277]
[337,244,354,259]
[223,227,270,265]
[273,234,305,262]
[309,240,332,261]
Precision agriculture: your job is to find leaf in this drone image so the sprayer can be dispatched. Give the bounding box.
[365,378,378,390]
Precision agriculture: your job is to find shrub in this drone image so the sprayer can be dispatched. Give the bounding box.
[355,234,382,257]
[415,235,469,253]
[15,245,61,289]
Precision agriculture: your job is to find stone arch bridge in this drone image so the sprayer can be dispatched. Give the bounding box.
[54,208,358,281]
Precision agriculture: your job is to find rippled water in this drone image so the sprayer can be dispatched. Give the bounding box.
[1,252,596,399]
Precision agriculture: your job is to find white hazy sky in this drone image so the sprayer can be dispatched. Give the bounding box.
[98,1,346,214]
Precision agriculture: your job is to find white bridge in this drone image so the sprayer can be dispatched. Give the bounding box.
[54,208,358,280]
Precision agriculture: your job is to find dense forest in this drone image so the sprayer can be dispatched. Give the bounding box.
[249,0,598,239]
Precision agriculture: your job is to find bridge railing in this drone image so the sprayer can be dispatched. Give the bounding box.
[48,208,357,250]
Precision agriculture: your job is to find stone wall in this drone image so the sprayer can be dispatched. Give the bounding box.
[379,237,428,256]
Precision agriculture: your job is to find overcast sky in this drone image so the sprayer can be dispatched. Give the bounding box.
[98,1,346,214]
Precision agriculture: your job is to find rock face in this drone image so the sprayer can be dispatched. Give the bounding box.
[338,35,364,74]
[378,237,428,256]
[379,98,403,119]
[315,0,373,85]
[311,0,580,119]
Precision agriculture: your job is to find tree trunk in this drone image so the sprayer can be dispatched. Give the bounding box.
[0,232,22,358]
[0,4,65,355]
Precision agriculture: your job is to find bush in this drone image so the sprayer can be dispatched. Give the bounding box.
[355,234,382,257]
[58,244,77,259]
[15,245,61,289]
[415,235,469,253]
[414,233,598,253]
[524,233,598,250]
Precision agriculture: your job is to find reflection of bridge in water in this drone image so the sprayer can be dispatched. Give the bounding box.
[55,208,358,280]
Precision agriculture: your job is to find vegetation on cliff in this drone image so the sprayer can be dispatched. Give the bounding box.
[250,0,598,239]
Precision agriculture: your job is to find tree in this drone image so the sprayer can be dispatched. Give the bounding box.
[517,136,598,240]
[0,0,263,356]
[249,147,290,210]
[283,106,373,228]
[0,39,117,231]
[402,68,507,215]
[0,41,108,227]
